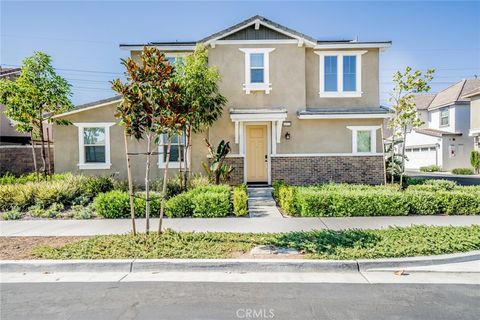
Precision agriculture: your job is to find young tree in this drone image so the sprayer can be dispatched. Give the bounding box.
[388,66,434,187]
[113,46,185,234]
[471,150,480,174]
[0,52,73,179]
[175,45,227,188]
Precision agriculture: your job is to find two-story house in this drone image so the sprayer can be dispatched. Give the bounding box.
[52,15,391,185]
[405,79,480,171]
[463,88,480,151]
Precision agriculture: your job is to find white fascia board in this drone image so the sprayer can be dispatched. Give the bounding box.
[314,43,391,50]
[53,99,122,119]
[298,113,389,119]
[271,153,384,157]
[230,113,287,121]
[204,19,317,48]
[469,128,480,136]
[215,39,299,45]
[119,45,195,51]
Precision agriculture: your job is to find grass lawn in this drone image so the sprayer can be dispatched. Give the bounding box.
[31,225,480,260]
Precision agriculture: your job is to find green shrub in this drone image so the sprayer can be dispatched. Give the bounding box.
[71,204,94,219]
[82,176,114,198]
[233,184,248,217]
[1,207,22,220]
[405,176,427,186]
[419,165,441,172]
[190,174,210,188]
[165,192,193,218]
[94,191,131,219]
[151,177,184,199]
[0,172,72,185]
[404,191,442,215]
[272,180,285,201]
[437,191,480,215]
[0,184,35,210]
[164,184,232,218]
[451,168,475,175]
[278,185,297,214]
[44,203,65,218]
[192,191,231,218]
[409,179,457,192]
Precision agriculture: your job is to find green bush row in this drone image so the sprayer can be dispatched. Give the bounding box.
[451,168,475,175]
[274,182,480,217]
[419,165,442,172]
[0,172,72,185]
[0,175,115,211]
[233,184,248,217]
[165,185,232,218]
[94,190,162,219]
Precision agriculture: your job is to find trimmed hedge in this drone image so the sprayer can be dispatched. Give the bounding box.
[274,181,480,217]
[451,168,475,175]
[165,185,232,218]
[94,190,162,219]
[419,165,441,172]
[233,184,248,217]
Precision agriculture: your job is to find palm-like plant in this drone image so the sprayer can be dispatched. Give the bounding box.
[202,139,234,184]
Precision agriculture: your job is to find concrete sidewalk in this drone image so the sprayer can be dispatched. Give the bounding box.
[1,215,479,236]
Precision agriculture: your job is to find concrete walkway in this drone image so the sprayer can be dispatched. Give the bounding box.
[247,187,283,218]
[1,216,479,236]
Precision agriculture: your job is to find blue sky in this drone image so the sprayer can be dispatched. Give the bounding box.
[1,1,479,105]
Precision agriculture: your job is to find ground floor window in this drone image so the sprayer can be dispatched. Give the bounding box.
[158,132,185,168]
[347,126,380,154]
[74,122,114,170]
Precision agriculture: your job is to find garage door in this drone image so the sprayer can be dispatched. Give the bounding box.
[405,146,438,169]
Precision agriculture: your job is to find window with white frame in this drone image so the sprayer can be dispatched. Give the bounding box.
[239,48,275,94]
[315,50,366,98]
[158,132,186,168]
[440,107,449,126]
[347,126,380,154]
[74,123,114,170]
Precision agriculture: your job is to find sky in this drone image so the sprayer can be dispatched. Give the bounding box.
[1,0,479,106]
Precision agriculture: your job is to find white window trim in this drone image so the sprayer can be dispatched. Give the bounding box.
[239,48,275,94]
[74,122,114,170]
[315,50,367,98]
[347,125,380,154]
[440,107,449,127]
[157,133,187,169]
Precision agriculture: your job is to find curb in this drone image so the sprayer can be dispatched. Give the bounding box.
[1,251,479,274]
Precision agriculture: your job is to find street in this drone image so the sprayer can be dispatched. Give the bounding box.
[1,281,479,320]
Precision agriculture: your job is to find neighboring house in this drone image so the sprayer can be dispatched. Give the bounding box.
[405,79,480,171]
[0,67,54,175]
[463,88,480,151]
[52,15,392,185]
[0,67,29,145]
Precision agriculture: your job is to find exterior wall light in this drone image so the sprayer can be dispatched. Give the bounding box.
[285,132,291,140]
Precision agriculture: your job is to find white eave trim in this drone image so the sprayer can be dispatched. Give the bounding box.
[52,99,122,119]
[469,128,480,136]
[314,42,391,50]
[215,39,299,45]
[120,45,196,51]
[203,18,317,48]
[298,113,390,119]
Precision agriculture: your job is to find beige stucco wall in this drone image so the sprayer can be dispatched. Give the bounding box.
[306,48,380,108]
[54,42,385,183]
[471,95,480,131]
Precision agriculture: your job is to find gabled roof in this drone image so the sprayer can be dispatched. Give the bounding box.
[413,93,436,110]
[424,79,480,111]
[414,128,462,137]
[200,15,318,46]
[120,15,391,50]
[53,96,121,118]
[0,67,21,79]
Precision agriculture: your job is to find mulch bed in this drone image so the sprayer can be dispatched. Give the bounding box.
[0,237,90,260]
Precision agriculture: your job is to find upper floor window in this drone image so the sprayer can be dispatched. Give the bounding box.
[239,48,275,94]
[315,50,366,98]
[158,132,186,169]
[440,107,449,126]
[74,122,114,170]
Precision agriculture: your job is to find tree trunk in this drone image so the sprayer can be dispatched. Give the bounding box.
[144,133,152,234]
[124,133,136,236]
[399,126,408,189]
[390,134,395,184]
[183,127,191,190]
[38,120,47,179]
[187,127,192,188]
[178,132,183,190]
[158,134,172,234]
[46,128,52,176]
[30,132,39,182]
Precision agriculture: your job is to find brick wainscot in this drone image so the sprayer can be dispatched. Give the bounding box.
[271,155,385,185]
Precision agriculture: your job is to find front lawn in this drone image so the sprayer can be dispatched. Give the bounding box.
[31,225,480,260]
[274,180,480,217]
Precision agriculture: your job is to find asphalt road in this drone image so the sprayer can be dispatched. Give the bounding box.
[406,172,480,186]
[1,282,479,320]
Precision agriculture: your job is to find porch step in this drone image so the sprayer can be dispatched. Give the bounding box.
[247,187,282,218]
